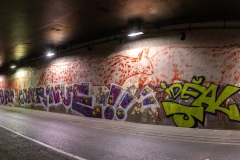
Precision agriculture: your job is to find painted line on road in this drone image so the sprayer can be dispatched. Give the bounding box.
[0,124,87,160]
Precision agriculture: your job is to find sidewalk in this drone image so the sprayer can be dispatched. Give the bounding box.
[1,105,240,145]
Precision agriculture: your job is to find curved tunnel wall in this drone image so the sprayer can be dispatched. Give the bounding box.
[1,29,240,129]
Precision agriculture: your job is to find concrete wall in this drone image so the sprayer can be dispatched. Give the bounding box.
[1,29,240,129]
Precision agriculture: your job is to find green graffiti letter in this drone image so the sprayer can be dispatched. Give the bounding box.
[181,77,207,99]
[191,84,218,108]
[205,85,240,121]
[162,83,183,99]
[181,83,207,99]
[191,76,205,85]
[162,101,204,128]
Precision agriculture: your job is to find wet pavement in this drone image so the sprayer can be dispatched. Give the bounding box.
[0,105,240,160]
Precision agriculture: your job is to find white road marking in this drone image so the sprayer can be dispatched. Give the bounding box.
[0,124,87,160]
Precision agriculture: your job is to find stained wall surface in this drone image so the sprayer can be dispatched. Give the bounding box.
[1,29,240,129]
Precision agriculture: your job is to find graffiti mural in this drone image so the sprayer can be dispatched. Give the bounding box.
[0,89,15,105]
[38,48,157,89]
[0,82,160,121]
[2,44,240,128]
[160,76,240,128]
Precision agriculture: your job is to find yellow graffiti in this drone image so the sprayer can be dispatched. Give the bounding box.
[161,76,240,128]
[162,101,204,128]
[161,82,183,99]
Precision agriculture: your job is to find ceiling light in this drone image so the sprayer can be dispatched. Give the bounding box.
[127,18,144,37]
[10,65,16,69]
[46,51,55,57]
[128,31,144,37]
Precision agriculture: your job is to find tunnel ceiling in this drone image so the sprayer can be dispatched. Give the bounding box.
[0,0,240,69]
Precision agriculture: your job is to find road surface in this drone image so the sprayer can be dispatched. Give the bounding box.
[0,106,240,160]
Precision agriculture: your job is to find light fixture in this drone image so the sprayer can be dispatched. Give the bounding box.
[46,50,55,57]
[127,17,144,37]
[127,25,144,37]
[10,65,16,69]
[179,32,186,40]
[127,31,144,37]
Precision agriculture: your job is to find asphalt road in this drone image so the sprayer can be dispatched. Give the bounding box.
[0,106,240,160]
